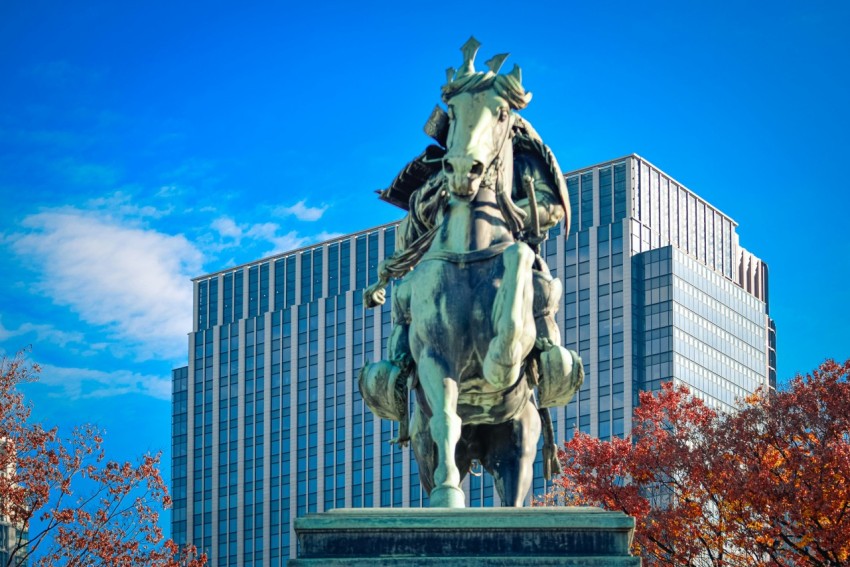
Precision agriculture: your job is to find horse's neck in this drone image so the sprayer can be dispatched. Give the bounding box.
[433,188,515,253]
[431,123,517,254]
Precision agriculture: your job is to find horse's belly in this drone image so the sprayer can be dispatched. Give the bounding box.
[456,377,530,425]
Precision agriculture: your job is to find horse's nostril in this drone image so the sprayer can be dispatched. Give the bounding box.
[470,161,484,177]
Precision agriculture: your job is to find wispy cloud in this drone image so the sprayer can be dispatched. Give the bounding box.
[8,208,204,361]
[273,199,328,222]
[163,158,219,186]
[0,317,85,348]
[211,217,243,240]
[209,216,310,256]
[38,363,171,400]
[155,185,183,198]
[265,231,313,256]
[314,231,345,243]
[86,191,172,220]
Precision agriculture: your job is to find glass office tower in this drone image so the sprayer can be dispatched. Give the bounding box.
[172,154,776,565]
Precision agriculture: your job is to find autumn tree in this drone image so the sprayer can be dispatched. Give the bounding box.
[544,359,850,567]
[0,350,206,567]
[720,359,850,566]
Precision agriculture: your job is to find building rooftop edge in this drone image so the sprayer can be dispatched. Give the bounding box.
[562,153,739,229]
[192,219,402,282]
[193,153,745,281]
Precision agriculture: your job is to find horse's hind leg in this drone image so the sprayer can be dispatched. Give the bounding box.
[409,402,436,495]
[416,349,465,507]
[483,242,536,389]
[482,399,542,506]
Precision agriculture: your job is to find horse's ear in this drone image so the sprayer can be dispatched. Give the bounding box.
[485,53,509,74]
[445,67,456,83]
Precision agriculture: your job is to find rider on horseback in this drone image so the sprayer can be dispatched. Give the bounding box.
[359,38,583,489]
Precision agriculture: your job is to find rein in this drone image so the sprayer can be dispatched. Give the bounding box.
[488,115,527,237]
[364,112,530,303]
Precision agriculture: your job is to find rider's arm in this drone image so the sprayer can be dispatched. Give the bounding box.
[512,152,565,234]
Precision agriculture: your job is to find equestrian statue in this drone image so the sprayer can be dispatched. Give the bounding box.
[359,38,584,508]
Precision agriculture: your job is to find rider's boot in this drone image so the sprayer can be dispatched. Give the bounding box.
[358,288,415,445]
[532,263,584,408]
[358,360,410,445]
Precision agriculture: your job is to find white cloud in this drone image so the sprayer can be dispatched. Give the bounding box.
[86,191,172,220]
[211,216,243,240]
[209,216,310,256]
[155,185,182,198]
[244,222,279,240]
[9,209,204,361]
[38,363,171,401]
[265,231,310,256]
[0,317,85,348]
[314,231,345,243]
[274,199,328,222]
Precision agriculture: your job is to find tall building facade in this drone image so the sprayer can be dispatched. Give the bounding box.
[0,440,28,567]
[0,519,27,567]
[172,154,776,565]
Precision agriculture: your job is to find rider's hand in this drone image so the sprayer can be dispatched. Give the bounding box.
[364,285,386,308]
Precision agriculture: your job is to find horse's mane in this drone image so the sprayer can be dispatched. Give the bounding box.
[441,70,532,110]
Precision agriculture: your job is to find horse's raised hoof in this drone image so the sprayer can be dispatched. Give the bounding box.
[482,350,523,390]
[429,485,466,508]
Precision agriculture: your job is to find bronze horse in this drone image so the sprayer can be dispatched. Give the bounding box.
[360,38,583,508]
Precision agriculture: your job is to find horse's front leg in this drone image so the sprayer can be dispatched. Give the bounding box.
[417,349,465,508]
[483,242,536,389]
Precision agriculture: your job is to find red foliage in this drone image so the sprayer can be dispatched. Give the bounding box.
[0,350,206,567]
[723,359,850,566]
[543,359,850,566]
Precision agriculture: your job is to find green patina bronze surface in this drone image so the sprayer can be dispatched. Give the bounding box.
[291,39,640,567]
[358,37,585,510]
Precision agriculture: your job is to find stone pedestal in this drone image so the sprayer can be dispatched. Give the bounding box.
[290,507,641,566]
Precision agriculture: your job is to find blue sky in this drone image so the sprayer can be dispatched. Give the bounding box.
[1,0,848,502]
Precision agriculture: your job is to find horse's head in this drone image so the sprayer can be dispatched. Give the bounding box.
[440,38,532,200]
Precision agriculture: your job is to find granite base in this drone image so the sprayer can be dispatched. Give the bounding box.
[290,506,641,566]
